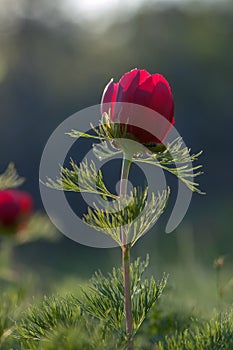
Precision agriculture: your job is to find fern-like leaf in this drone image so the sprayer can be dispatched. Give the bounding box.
[84,187,169,246]
[0,163,24,190]
[77,256,167,340]
[133,137,204,194]
[43,159,117,200]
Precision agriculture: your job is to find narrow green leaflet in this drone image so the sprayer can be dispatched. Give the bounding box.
[67,112,128,142]
[131,188,170,246]
[67,129,108,141]
[93,141,122,161]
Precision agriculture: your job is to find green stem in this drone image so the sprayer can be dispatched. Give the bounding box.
[120,155,134,350]
[0,237,16,281]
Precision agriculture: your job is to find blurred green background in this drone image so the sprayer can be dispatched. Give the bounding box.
[0,0,232,310]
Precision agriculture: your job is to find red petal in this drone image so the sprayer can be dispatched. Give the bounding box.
[117,69,150,101]
[133,76,155,107]
[116,69,150,103]
[18,192,33,216]
[119,69,138,89]
[151,75,174,121]
[101,79,119,118]
[0,190,20,226]
[138,69,151,85]
[127,74,174,143]
[126,125,161,144]
[114,69,150,122]
[152,85,172,117]
[138,75,155,92]
[116,69,139,103]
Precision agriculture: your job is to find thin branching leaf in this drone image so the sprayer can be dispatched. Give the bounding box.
[15,295,81,342]
[157,309,233,350]
[83,187,169,246]
[93,140,122,161]
[43,159,118,200]
[67,113,204,194]
[0,163,24,190]
[67,112,128,143]
[133,137,204,194]
[77,256,167,340]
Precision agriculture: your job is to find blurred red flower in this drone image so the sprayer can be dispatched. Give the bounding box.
[0,189,33,233]
[101,68,174,145]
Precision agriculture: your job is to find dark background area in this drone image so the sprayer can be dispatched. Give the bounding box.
[0,0,232,294]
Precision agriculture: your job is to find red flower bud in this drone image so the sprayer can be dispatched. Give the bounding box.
[0,191,20,226]
[17,191,34,217]
[101,68,174,145]
[0,189,33,233]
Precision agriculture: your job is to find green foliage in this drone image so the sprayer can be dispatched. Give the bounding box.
[133,137,204,194]
[0,288,25,349]
[14,293,120,350]
[26,323,119,350]
[68,114,203,194]
[142,306,199,344]
[84,187,170,246]
[45,113,203,249]
[12,257,167,349]
[15,213,59,244]
[1,271,232,350]
[44,158,117,200]
[42,112,203,349]
[77,256,167,341]
[0,216,57,246]
[68,112,129,142]
[0,163,24,190]
[93,140,123,161]
[15,295,81,345]
[157,309,233,350]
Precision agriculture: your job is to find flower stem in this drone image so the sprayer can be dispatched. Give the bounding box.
[120,155,134,350]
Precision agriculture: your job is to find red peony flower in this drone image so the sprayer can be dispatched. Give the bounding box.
[0,189,33,232]
[101,68,174,145]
